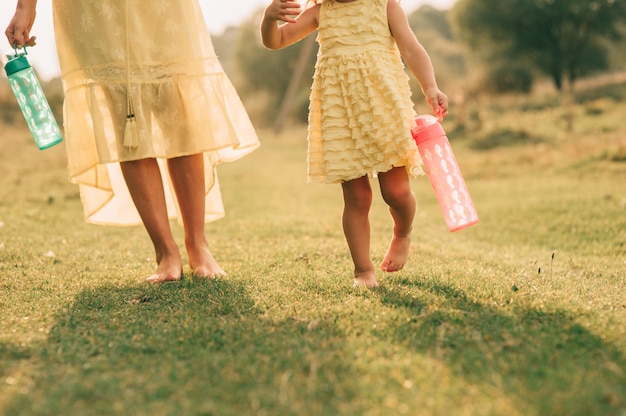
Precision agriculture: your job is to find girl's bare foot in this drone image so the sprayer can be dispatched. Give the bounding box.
[380,235,411,272]
[146,255,183,284]
[188,245,226,279]
[353,270,379,289]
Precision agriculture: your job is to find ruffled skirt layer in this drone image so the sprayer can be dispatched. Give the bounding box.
[62,70,259,225]
[308,49,423,184]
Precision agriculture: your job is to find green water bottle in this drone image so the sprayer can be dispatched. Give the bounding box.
[3,48,62,150]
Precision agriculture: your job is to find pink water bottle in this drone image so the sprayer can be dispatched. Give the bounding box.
[411,115,478,232]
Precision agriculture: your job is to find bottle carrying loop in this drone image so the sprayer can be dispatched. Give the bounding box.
[12,43,27,56]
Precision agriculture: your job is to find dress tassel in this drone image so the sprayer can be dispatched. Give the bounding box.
[123,2,138,150]
[123,115,139,148]
[123,96,139,149]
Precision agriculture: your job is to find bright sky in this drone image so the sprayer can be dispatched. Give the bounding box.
[1,0,456,80]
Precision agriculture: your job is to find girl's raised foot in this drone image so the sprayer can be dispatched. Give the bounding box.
[381,235,411,273]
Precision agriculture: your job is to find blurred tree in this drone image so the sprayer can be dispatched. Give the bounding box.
[452,0,626,90]
[408,6,467,87]
[490,63,534,93]
[212,26,242,81]
[272,34,317,133]
[234,20,317,125]
[409,5,455,40]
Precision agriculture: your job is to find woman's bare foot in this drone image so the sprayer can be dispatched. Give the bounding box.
[380,235,411,272]
[146,255,183,284]
[353,270,379,289]
[188,245,226,279]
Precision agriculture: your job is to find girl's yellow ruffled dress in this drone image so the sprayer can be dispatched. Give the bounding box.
[308,0,423,184]
[52,0,259,225]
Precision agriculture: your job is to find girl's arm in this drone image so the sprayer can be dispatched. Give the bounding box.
[5,0,38,49]
[261,1,320,50]
[388,0,448,119]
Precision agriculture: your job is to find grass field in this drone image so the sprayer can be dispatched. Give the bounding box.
[0,88,625,415]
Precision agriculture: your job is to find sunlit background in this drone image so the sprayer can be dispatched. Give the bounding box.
[0,0,456,81]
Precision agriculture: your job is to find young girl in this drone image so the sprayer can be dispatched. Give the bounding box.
[261,0,449,288]
[6,0,260,283]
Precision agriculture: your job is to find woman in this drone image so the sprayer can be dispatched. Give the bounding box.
[5,0,260,283]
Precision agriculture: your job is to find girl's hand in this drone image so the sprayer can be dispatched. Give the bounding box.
[264,0,302,24]
[5,6,37,49]
[426,88,449,121]
[261,1,318,50]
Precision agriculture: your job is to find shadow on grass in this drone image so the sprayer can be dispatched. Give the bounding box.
[4,278,358,416]
[376,277,626,415]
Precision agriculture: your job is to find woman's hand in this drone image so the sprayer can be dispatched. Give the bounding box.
[5,4,37,49]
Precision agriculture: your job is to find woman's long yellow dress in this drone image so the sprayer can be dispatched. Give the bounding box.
[52,0,260,225]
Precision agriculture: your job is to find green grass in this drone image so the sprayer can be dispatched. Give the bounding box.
[0,92,625,415]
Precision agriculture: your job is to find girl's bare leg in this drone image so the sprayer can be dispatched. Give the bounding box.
[341,176,378,288]
[120,158,182,283]
[167,154,226,279]
[378,167,416,272]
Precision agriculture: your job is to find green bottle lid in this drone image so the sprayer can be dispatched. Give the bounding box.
[4,54,31,76]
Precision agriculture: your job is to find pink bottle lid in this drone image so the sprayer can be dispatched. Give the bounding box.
[415,114,439,129]
[411,114,445,145]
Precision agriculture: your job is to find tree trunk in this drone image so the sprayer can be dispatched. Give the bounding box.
[273,34,316,134]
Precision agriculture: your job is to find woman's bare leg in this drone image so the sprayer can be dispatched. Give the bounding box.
[120,158,182,283]
[167,154,225,278]
[341,176,378,288]
[378,167,416,272]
